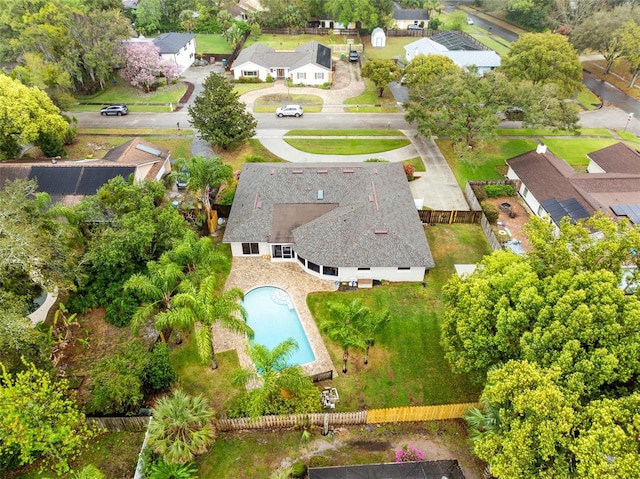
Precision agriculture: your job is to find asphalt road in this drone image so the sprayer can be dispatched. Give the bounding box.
[583,71,640,118]
[73,111,414,131]
[465,14,519,43]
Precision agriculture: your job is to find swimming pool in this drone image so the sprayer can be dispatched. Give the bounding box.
[242,286,316,366]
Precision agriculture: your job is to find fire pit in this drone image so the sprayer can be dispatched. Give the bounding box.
[499,202,512,212]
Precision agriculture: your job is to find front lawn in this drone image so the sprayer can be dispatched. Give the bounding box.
[308,224,489,409]
[286,129,405,136]
[195,34,232,54]
[254,93,323,113]
[284,138,410,155]
[245,34,353,50]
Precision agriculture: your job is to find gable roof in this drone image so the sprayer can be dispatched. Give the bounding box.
[405,36,499,69]
[232,41,332,71]
[508,142,640,224]
[392,3,430,21]
[431,31,483,51]
[223,163,435,269]
[152,33,195,54]
[586,142,640,174]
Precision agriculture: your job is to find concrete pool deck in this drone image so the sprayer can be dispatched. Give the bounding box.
[216,257,339,379]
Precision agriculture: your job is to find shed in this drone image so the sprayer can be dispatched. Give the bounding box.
[371,27,386,48]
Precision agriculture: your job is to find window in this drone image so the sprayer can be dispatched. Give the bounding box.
[296,72,306,80]
[315,72,324,80]
[308,261,320,273]
[522,186,529,198]
[323,266,338,276]
[242,243,259,255]
[243,70,258,77]
[273,245,294,259]
[357,267,370,271]
[537,205,545,216]
[297,255,306,267]
[398,267,411,271]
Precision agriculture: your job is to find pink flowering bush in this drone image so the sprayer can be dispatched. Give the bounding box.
[120,42,180,92]
[395,444,424,462]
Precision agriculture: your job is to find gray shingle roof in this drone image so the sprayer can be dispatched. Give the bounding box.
[392,3,430,21]
[233,41,331,71]
[223,163,434,269]
[587,142,640,174]
[152,33,195,54]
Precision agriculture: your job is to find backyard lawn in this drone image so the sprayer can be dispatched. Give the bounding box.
[195,34,232,54]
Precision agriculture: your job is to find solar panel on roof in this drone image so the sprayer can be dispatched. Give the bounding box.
[135,144,163,156]
[431,31,481,51]
[611,204,640,224]
[541,197,590,224]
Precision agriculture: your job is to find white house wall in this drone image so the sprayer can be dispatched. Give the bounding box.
[290,65,330,86]
[232,61,271,81]
[587,160,606,173]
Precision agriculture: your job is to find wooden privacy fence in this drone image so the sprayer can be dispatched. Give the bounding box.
[87,416,150,432]
[418,209,482,224]
[367,403,480,424]
[218,411,366,431]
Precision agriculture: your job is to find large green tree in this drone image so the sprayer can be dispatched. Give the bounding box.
[361,59,402,97]
[402,54,460,89]
[147,389,216,465]
[0,74,71,160]
[188,73,257,150]
[500,32,583,97]
[0,363,95,474]
[570,3,640,75]
[156,275,254,369]
[617,20,640,88]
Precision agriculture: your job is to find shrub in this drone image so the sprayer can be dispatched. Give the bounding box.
[34,131,66,157]
[244,155,266,163]
[291,461,307,478]
[404,164,415,181]
[481,200,500,224]
[396,444,424,462]
[472,185,487,201]
[309,456,331,467]
[484,184,515,198]
[364,158,388,162]
[145,342,177,391]
[216,182,237,205]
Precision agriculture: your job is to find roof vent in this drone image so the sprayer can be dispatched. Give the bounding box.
[317,190,324,200]
[368,194,374,202]
[256,200,262,209]
[374,228,388,234]
[536,143,547,154]
[292,169,304,174]
[343,169,354,173]
[270,168,275,175]
[316,169,328,174]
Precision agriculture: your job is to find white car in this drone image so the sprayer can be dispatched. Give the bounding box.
[467,18,474,25]
[276,105,303,117]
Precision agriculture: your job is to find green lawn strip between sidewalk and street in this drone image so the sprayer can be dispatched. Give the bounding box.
[285,129,404,136]
[495,128,612,137]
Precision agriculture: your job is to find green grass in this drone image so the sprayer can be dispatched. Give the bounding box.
[12,432,144,479]
[495,128,613,137]
[363,36,416,60]
[254,93,323,113]
[343,79,397,106]
[284,138,410,155]
[214,138,286,172]
[78,128,194,136]
[245,34,354,50]
[285,129,404,136]
[576,87,602,111]
[73,80,187,106]
[474,36,511,56]
[544,138,619,168]
[233,82,275,95]
[615,130,640,142]
[437,138,537,186]
[145,137,193,160]
[195,34,232,54]
[403,156,426,172]
[307,224,488,409]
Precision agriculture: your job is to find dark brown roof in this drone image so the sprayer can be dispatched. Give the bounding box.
[270,203,338,243]
[103,137,170,167]
[587,142,640,174]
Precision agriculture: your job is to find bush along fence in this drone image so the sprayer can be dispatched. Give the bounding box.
[217,403,479,432]
[464,180,521,252]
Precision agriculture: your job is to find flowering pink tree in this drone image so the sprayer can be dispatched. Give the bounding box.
[120,42,180,92]
[395,445,424,462]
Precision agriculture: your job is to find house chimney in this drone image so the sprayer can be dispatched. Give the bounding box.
[536,143,547,154]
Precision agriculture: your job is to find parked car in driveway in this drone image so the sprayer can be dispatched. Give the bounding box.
[275,104,303,117]
[349,50,359,62]
[100,104,128,116]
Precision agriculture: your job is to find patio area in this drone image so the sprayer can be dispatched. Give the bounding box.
[215,257,339,379]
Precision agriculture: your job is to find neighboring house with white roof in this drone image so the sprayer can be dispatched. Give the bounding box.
[404,35,500,74]
[231,41,332,85]
[152,33,196,73]
[223,163,435,283]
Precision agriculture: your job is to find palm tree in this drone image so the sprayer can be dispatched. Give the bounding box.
[464,398,502,442]
[156,275,253,369]
[72,465,105,479]
[360,309,390,365]
[232,338,310,417]
[165,231,228,284]
[148,389,215,465]
[124,259,185,333]
[169,156,232,234]
[148,459,198,479]
[320,299,370,374]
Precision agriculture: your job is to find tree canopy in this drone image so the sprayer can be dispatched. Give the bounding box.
[402,54,460,89]
[0,74,71,160]
[188,73,257,150]
[360,59,402,97]
[500,32,583,97]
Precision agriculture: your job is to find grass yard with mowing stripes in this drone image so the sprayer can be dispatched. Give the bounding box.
[72,80,187,110]
[543,138,619,169]
[437,138,537,187]
[284,138,409,155]
[495,128,612,137]
[254,93,323,113]
[195,34,232,54]
[307,224,489,410]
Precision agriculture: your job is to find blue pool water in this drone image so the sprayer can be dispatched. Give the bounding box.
[243,286,316,366]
